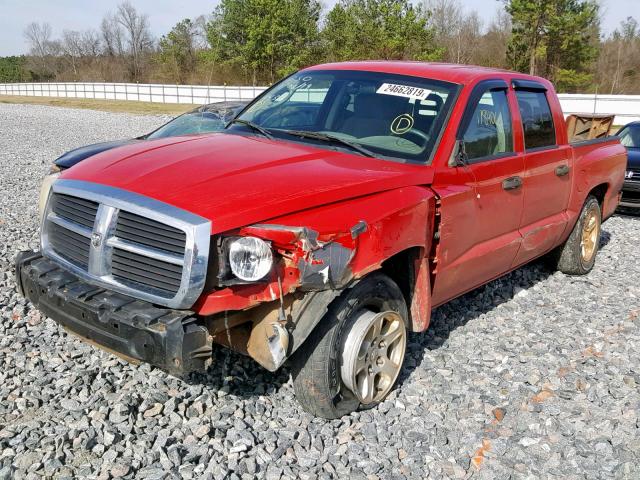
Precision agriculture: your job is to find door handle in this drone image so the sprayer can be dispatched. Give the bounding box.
[502,176,523,191]
[555,164,570,177]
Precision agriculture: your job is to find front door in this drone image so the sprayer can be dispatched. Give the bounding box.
[431,80,525,306]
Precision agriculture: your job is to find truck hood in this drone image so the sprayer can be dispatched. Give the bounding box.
[61,133,433,233]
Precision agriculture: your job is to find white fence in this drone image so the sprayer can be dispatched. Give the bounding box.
[558,94,640,124]
[0,82,268,105]
[1,82,639,124]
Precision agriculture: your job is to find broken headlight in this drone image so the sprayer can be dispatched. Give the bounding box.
[227,236,273,282]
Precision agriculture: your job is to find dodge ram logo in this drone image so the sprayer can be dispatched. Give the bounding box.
[91,232,102,247]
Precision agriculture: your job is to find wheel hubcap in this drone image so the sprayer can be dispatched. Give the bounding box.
[341,310,406,404]
[580,206,600,264]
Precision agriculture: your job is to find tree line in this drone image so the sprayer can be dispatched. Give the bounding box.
[0,0,638,94]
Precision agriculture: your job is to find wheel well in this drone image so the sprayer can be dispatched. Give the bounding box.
[381,247,420,307]
[589,183,608,208]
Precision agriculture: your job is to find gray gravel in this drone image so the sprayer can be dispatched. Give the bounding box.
[1,102,639,479]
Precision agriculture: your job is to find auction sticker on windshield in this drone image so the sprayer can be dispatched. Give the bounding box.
[376,83,431,100]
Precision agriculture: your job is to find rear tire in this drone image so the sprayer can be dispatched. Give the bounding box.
[548,195,602,275]
[291,273,408,419]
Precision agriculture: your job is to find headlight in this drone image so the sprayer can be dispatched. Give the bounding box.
[228,237,273,281]
[38,172,60,220]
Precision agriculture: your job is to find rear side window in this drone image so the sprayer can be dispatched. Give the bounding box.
[618,125,640,148]
[462,89,514,161]
[516,90,556,149]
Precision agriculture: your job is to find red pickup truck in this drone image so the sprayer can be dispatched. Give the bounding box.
[16,62,626,418]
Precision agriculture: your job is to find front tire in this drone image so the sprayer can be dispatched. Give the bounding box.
[549,195,602,275]
[291,273,408,419]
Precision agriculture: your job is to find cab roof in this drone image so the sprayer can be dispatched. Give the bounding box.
[305,61,552,88]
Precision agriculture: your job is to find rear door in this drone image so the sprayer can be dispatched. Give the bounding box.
[431,80,525,305]
[512,81,572,266]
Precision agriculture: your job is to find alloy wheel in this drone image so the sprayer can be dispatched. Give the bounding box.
[340,310,407,404]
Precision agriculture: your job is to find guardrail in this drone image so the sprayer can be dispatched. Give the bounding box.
[1,82,638,124]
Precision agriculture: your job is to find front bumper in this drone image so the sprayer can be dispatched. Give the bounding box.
[15,251,212,376]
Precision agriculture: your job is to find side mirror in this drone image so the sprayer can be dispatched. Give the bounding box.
[448,140,468,167]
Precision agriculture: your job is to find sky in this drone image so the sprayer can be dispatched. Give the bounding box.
[0,0,635,56]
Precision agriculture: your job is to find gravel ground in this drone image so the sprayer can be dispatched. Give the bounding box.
[1,103,639,480]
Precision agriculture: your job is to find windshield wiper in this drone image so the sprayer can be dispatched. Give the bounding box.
[226,119,273,140]
[281,130,378,158]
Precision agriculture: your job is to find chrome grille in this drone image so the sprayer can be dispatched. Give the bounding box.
[116,211,186,255]
[112,247,183,294]
[622,190,640,204]
[42,180,211,309]
[48,222,91,267]
[50,194,98,229]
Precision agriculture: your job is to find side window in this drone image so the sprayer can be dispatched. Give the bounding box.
[462,89,514,161]
[618,126,640,148]
[515,90,556,149]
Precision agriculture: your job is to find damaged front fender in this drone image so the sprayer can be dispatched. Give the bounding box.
[242,222,366,290]
[195,186,437,371]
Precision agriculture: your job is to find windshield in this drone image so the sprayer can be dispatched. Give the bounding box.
[147,111,232,139]
[233,70,458,162]
[618,124,640,148]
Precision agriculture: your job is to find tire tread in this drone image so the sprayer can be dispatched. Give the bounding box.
[551,195,601,276]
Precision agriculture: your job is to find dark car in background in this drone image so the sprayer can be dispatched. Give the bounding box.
[52,101,247,171]
[617,121,640,212]
[39,101,247,217]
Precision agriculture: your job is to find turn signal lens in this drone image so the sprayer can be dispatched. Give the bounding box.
[38,172,60,220]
